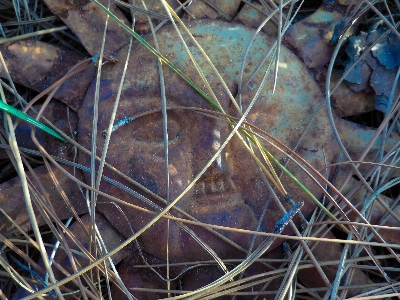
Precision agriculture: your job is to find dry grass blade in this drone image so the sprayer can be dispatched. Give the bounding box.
[166,201,304,300]
[0,26,68,45]
[0,53,64,299]
[325,7,400,287]
[274,246,302,299]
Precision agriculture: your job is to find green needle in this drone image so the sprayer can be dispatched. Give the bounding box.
[0,100,66,142]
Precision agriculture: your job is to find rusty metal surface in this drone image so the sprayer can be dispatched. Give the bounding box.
[0,2,399,297]
[78,20,325,263]
[131,0,182,34]
[11,213,129,299]
[0,40,95,111]
[0,165,86,236]
[236,0,375,119]
[0,101,79,160]
[284,2,347,69]
[297,230,373,297]
[13,102,78,159]
[283,0,380,118]
[76,20,399,265]
[43,0,132,56]
[330,70,375,117]
[234,1,278,36]
[51,213,129,275]
[184,0,241,20]
[335,168,400,245]
[112,251,178,299]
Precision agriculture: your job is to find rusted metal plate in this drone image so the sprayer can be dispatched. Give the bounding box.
[330,70,375,117]
[283,0,380,118]
[77,20,399,267]
[131,0,182,34]
[0,101,78,161]
[297,230,373,297]
[51,213,129,276]
[234,0,278,36]
[11,213,129,298]
[183,0,241,20]
[335,168,400,245]
[0,165,86,236]
[43,0,132,56]
[0,4,399,296]
[284,2,347,69]
[11,102,79,159]
[0,100,78,161]
[112,251,179,299]
[0,40,95,111]
[79,20,321,263]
